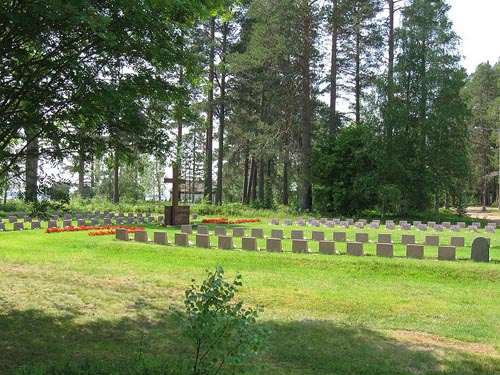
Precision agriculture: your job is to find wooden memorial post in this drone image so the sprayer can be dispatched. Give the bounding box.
[164,167,190,225]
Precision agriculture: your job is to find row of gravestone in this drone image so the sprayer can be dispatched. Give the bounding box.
[177,225,473,248]
[115,229,491,262]
[269,218,494,233]
[1,213,164,223]
[0,216,165,231]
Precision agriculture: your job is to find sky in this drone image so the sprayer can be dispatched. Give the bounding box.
[447,0,500,73]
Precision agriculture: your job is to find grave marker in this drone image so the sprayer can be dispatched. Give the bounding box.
[347,242,364,256]
[154,232,168,245]
[378,233,392,243]
[197,225,209,235]
[242,237,259,251]
[251,228,264,238]
[311,231,325,241]
[175,232,189,247]
[233,227,246,237]
[134,230,149,243]
[438,246,456,261]
[292,239,310,254]
[333,231,346,242]
[450,236,465,247]
[376,243,393,258]
[164,168,189,225]
[196,234,212,248]
[406,244,424,259]
[471,237,490,262]
[319,241,336,255]
[266,238,283,253]
[401,234,416,245]
[425,235,440,246]
[271,229,284,239]
[115,228,129,241]
[355,232,369,243]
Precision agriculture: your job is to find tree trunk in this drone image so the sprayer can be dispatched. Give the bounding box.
[300,10,313,211]
[258,158,265,202]
[355,23,361,125]
[204,17,215,203]
[25,131,39,203]
[251,157,257,202]
[329,0,339,135]
[266,158,273,208]
[113,151,119,204]
[78,149,85,197]
[242,144,249,204]
[282,147,289,206]
[215,21,228,205]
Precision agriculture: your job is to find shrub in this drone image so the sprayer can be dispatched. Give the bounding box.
[174,267,269,375]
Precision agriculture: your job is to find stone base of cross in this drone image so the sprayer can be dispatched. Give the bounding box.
[164,168,190,225]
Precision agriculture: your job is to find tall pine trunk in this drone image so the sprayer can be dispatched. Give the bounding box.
[329,0,339,134]
[25,131,38,203]
[204,17,215,203]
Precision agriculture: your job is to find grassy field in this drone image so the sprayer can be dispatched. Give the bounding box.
[1,218,500,374]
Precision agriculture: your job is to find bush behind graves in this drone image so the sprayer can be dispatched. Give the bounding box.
[173,267,269,375]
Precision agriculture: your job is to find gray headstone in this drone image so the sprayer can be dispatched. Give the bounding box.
[438,246,456,261]
[378,233,392,244]
[232,227,246,237]
[401,234,416,245]
[355,232,369,243]
[63,219,72,227]
[406,244,424,259]
[23,216,32,223]
[319,241,337,255]
[134,230,149,243]
[242,237,259,251]
[425,235,440,246]
[376,243,394,258]
[292,239,310,254]
[154,232,168,245]
[450,236,465,247]
[197,225,209,235]
[347,242,364,256]
[333,231,347,242]
[251,228,264,238]
[197,234,212,248]
[13,222,24,231]
[104,218,112,225]
[215,226,226,236]
[291,230,304,240]
[471,237,490,262]
[116,228,129,241]
[0,222,5,231]
[181,224,193,234]
[217,235,233,250]
[311,231,325,241]
[48,220,58,228]
[31,221,41,230]
[266,238,282,253]
[175,232,189,246]
[271,218,279,225]
[271,229,284,239]
[284,219,293,226]
[77,219,86,227]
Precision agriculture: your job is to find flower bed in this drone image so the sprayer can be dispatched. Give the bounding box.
[201,217,261,225]
[46,225,145,236]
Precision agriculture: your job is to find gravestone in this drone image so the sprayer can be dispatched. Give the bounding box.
[312,231,325,241]
[347,242,364,256]
[418,224,427,232]
[291,230,304,240]
[284,219,293,226]
[471,237,490,262]
[319,241,336,255]
[0,222,5,231]
[292,239,310,254]
[401,234,416,245]
[134,230,149,243]
[428,221,436,228]
[487,222,497,229]
[242,237,259,251]
[320,218,327,224]
[164,169,190,225]
[457,222,466,229]
[137,217,145,224]
[425,235,440,246]
[197,225,209,235]
[434,225,444,232]
[370,222,380,230]
[24,216,32,223]
[8,216,17,223]
[485,225,495,234]
[347,219,354,225]
[467,225,478,233]
[325,221,334,228]
[376,243,393,258]
[355,233,369,243]
[64,213,72,220]
[251,228,264,238]
[378,233,392,244]
[217,235,233,250]
[472,222,481,228]
[77,219,86,227]
[406,244,424,259]
[215,226,227,236]
[13,222,24,231]
[116,217,124,225]
[127,217,135,225]
[31,221,41,230]
[271,218,279,225]
[450,225,460,232]
[147,216,155,223]
[233,227,246,237]
[63,219,72,227]
[196,234,212,248]
[181,224,193,234]
[48,220,58,228]
[450,236,465,247]
[386,222,395,230]
[157,215,164,222]
[413,221,421,227]
[333,232,347,242]
[104,218,112,225]
[175,232,189,247]
[339,221,349,228]
[333,218,341,225]
[442,222,451,228]
[90,218,99,226]
[116,228,129,241]
[271,229,284,239]
[154,232,168,245]
[438,246,456,261]
[266,238,283,253]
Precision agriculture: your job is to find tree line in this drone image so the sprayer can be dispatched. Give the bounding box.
[1,0,499,216]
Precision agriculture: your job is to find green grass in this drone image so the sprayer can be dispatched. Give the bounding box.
[1,219,500,374]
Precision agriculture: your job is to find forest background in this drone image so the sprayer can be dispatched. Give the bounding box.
[2,0,500,219]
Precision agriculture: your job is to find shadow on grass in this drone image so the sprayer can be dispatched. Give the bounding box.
[1,305,499,375]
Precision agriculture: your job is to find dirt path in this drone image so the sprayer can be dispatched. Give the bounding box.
[467,206,500,223]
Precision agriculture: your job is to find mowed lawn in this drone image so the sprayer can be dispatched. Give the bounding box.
[1,220,500,374]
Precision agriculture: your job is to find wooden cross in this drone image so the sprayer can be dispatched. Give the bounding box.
[164,167,186,210]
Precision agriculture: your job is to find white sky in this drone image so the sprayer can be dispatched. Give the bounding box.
[447,0,500,73]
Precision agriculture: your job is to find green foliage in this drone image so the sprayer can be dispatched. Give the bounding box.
[175,267,269,375]
[29,199,68,221]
